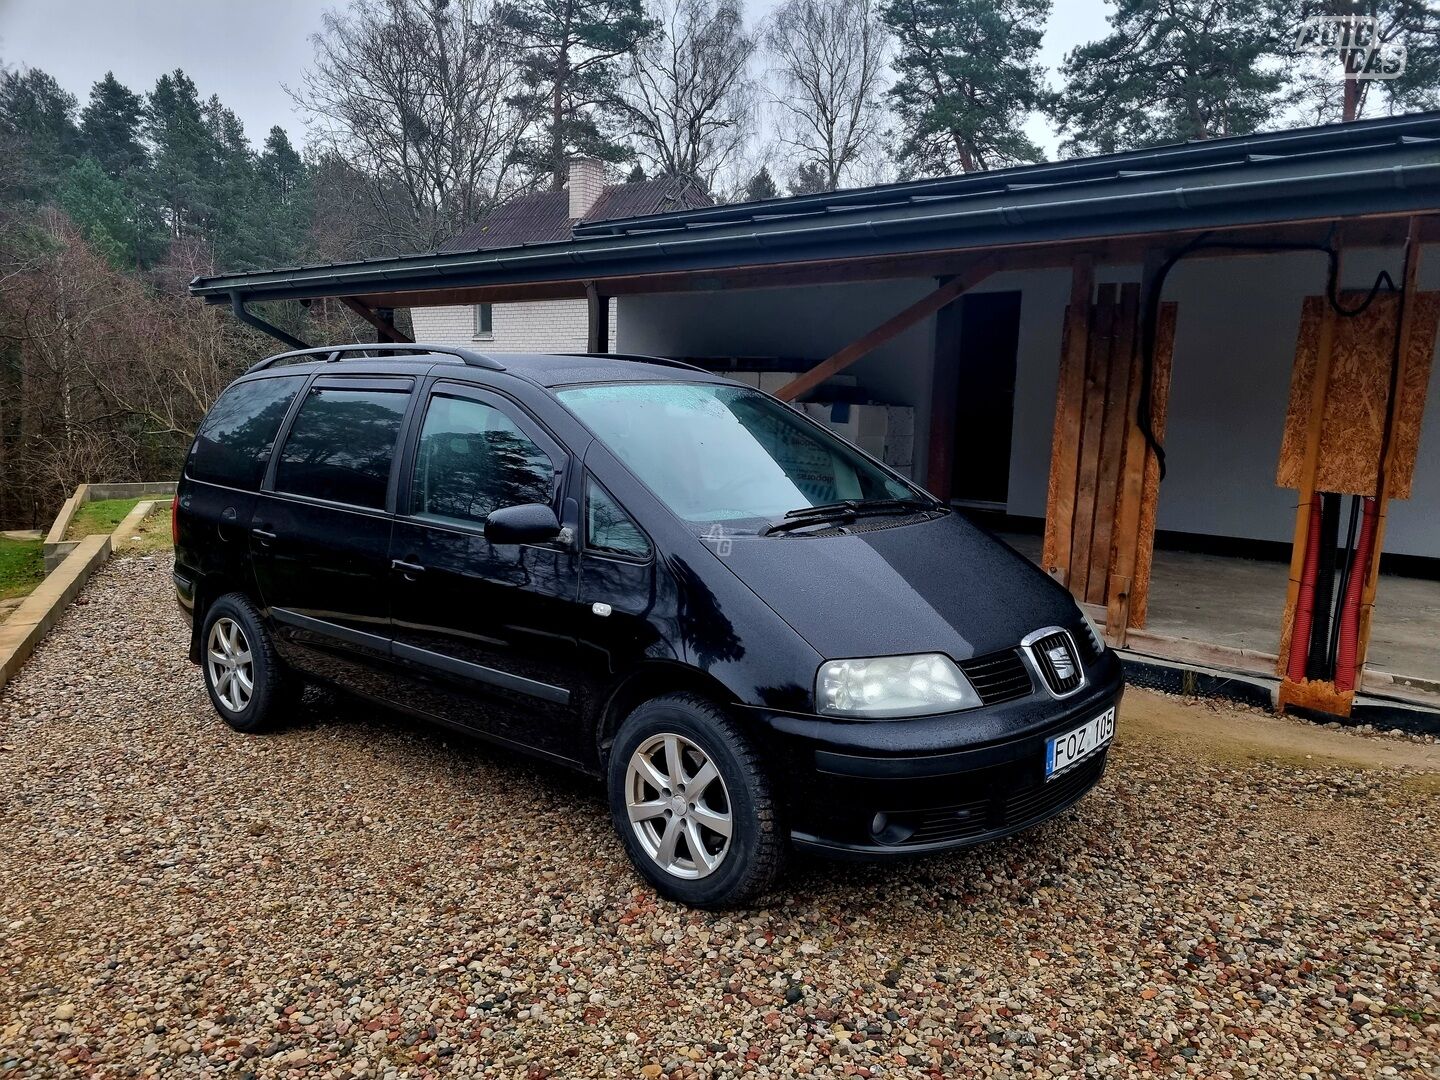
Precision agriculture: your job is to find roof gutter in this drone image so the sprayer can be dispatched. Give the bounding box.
[193,156,1440,306]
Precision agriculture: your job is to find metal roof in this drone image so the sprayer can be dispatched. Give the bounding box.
[192,112,1440,306]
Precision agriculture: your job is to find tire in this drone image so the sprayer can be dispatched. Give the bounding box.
[200,593,298,734]
[607,693,786,908]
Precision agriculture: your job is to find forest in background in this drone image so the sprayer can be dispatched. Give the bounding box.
[2,0,1438,529]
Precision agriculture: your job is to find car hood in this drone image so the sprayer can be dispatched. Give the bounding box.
[714,513,1081,660]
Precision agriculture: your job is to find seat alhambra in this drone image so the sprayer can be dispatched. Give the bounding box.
[174,344,1122,907]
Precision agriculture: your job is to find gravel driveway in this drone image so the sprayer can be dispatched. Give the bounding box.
[2,556,1437,1078]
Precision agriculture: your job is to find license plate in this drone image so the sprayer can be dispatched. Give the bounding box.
[1045,707,1115,780]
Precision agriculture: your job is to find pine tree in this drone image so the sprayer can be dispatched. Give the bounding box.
[0,68,80,198]
[145,70,213,240]
[881,0,1050,175]
[1290,1,1440,123]
[1053,0,1292,156]
[743,165,778,201]
[498,0,657,189]
[79,73,148,179]
[788,161,829,194]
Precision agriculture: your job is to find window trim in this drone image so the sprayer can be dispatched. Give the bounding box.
[395,380,570,537]
[581,473,653,563]
[264,374,418,514]
[473,303,494,340]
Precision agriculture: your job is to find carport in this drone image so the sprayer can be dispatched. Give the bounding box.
[190,112,1440,719]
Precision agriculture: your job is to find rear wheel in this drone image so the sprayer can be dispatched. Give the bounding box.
[201,593,297,733]
[608,693,786,907]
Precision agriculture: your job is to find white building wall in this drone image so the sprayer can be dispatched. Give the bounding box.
[615,245,1440,558]
[411,299,618,353]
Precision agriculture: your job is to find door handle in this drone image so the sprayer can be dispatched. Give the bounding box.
[251,527,277,542]
[391,559,426,579]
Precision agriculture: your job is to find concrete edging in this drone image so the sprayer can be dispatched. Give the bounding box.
[110,500,157,548]
[0,534,112,692]
[41,482,177,573]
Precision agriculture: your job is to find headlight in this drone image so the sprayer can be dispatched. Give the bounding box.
[1081,609,1106,654]
[816,653,980,719]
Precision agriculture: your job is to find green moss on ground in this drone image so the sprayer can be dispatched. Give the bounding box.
[0,535,45,600]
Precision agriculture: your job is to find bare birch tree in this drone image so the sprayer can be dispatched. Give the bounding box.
[290,0,534,252]
[616,0,758,190]
[763,0,889,191]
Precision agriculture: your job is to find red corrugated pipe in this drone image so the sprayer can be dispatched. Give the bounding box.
[1335,496,1378,692]
[1287,495,1323,682]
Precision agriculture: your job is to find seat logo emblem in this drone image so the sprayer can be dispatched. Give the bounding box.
[1046,644,1075,681]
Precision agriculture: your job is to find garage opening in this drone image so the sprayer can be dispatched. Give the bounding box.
[949,292,1022,510]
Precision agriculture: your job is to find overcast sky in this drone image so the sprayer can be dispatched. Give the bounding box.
[0,0,1113,158]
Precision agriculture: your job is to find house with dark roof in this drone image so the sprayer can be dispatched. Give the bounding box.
[411,158,711,350]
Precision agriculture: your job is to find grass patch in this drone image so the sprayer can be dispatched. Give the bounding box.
[66,497,142,540]
[124,501,175,554]
[0,535,45,601]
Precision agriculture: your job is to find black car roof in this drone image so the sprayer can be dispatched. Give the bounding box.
[246,344,731,390]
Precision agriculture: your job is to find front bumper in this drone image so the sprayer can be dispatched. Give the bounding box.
[748,653,1124,857]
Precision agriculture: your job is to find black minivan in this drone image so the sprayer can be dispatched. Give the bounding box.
[174,344,1122,907]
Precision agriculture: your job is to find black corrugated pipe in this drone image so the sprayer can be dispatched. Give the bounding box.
[1306,492,1341,680]
[1328,494,1364,675]
[230,292,310,351]
[1137,230,1397,480]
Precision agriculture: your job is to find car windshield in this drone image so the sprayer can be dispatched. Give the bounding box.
[557,381,926,535]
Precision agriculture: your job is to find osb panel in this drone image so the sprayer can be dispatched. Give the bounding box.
[1276,296,1324,491]
[1278,291,1439,497]
[1128,302,1178,628]
[1388,292,1440,500]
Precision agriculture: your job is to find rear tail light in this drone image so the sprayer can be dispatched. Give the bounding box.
[171,497,179,545]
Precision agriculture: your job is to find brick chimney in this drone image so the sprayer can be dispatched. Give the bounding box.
[567,157,605,220]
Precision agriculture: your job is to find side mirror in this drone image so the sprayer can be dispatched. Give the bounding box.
[485,502,562,546]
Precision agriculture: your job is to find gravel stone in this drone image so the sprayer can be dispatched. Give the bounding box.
[0,555,1437,1077]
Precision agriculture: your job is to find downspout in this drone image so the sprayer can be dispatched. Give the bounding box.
[229,291,310,351]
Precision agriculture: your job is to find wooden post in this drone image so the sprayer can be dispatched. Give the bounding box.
[774,257,999,402]
[1274,242,1345,714]
[1040,256,1094,582]
[926,280,966,501]
[586,282,609,353]
[1354,217,1425,681]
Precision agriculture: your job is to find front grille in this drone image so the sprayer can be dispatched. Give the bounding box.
[1073,620,1105,663]
[1026,630,1084,696]
[959,648,1033,705]
[881,753,1107,848]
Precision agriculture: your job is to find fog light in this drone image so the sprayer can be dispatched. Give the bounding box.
[870,812,888,836]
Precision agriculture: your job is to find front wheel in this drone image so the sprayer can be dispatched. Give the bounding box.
[607,693,786,907]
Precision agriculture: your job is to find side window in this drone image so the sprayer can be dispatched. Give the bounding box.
[410,394,555,527]
[474,303,494,339]
[186,376,303,490]
[273,386,410,509]
[586,476,651,558]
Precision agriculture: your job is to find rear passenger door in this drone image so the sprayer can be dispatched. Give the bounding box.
[387,382,585,762]
[250,375,415,694]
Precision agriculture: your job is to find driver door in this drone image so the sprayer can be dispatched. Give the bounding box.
[387,382,585,763]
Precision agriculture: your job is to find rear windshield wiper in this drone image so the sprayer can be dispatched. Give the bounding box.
[761,497,936,536]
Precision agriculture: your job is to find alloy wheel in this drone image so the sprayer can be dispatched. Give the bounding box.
[206,617,254,713]
[624,732,733,879]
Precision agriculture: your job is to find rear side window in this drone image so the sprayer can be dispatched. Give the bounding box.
[186,376,302,490]
[274,386,410,509]
[410,394,555,527]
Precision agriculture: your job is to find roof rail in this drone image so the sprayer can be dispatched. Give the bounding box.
[561,351,708,374]
[249,342,505,373]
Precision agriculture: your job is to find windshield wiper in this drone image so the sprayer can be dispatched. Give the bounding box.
[760,497,936,536]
